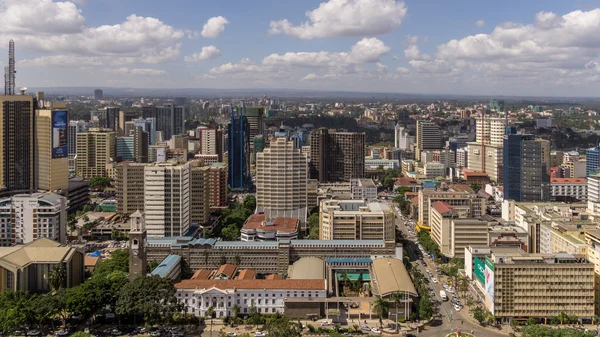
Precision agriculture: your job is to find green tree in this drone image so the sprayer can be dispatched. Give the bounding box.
[471,306,486,325]
[307,213,319,239]
[470,183,482,193]
[221,224,240,241]
[206,306,215,318]
[93,249,129,276]
[220,255,227,265]
[48,263,66,290]
[115,275,182,325]
[372,296,389,328]
[234,255,241,266]
[0,290,36,334]
[70,333,92,337]
[265,316,301,337]
[65,281,101,318]
[243,195,256,212]
[390,292,403,330]
[418,294,433,319]
[89,176,111,189]
[231,304,239,322]
[147,260,160,274]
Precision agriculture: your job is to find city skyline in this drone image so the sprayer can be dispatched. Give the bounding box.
[2,0,600,96]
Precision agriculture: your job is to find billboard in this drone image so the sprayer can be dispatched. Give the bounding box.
[52,110,68,158]
[474,257,485,285]
[484,257,495,314]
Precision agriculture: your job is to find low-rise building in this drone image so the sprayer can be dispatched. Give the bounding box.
[551,178,587,201]
[350,179,377,200]
[240,214,299,242]
[150,254,182,281]
[319,200,394,244]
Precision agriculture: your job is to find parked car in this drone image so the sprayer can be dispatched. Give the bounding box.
[226,333,237,337]
[56,330,70,336]
[254,332,266,337]
[371,328,382,334]
[27,330,41,336]
[360,325,370,331]
[111,329,122,336]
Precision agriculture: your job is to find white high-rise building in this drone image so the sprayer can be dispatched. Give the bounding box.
[395,124,415,151]
[476,117,506,147]
[68,120,88,172]
[256,137,308,228]
[467,116,506,183]
[0,193,67,246]
[144,161,191,237]
[456,147,468,168]
[588,173,600,217]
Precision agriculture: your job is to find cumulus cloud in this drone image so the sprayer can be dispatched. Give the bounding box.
[302,73,319,80]
[269,0,407,39]
[209,58,260,74]
[106,67,167,76]
[376,62,388,73]
[475,19,485,27]
[201,16,229,38]
[184,46,221,62]
[0,0,85,34]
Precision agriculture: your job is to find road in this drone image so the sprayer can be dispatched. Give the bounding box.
[389,202,508,337]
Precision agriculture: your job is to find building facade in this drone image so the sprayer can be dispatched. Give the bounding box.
[415,120,441,161]
[198,127,224,162]
[309,128,365,182]
[319,200,394,244]
[208,163,227,209]
[228,109,251,191]
[115,162,148,216]
[550,178,587,201]
[586,147,600,177]
[75,128,116,179]
[35,108,69,193]
[68,120,88,172]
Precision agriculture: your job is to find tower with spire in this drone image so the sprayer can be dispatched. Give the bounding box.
[4,40,15,95]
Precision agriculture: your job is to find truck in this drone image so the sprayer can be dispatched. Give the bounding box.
[440,290,448,301]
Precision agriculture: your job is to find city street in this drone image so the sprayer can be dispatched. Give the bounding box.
[389,202,509,337]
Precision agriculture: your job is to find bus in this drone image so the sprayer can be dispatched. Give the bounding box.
[440,290,447,301]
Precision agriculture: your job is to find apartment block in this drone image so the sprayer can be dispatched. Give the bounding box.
[310,128,365,182]
[319,200,394,243]
[115,162,148,216]
[198,127,224,162]
[418,189,486,229]
[208,163,227,209]
[75,128,116,179]
[190,164,210,226]
[35,108,69,193]
[550,178,587,201]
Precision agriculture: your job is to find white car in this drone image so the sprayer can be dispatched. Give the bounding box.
[226,333,237,337]
[254,332,266,337]
[370,328,382,334]
[431,278,438,283]
[454,304,461,311]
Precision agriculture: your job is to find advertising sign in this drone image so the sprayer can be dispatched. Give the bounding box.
[51,110,68,158]
[484,257,495,314]
[474,257,485,285]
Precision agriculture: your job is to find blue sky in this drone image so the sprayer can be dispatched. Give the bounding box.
[3,0,600,96]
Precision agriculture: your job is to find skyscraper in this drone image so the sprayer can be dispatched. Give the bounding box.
[198,127,224,162]
[75,128,116,179]
[245,107,264,153]
[586,146,600,177]
[94,89,103,100]
[115,162,148,216]
[116,136,134,162]
[35,106,69,193]
[68,120,88,172]
[133,126,149,163]
[394,124,415,151]
[467,116,506,183]
[228,107,251,191]
[503,130,550,202]
[105,107,119,131]
[4,40,15,95]
[134,117,156,145]
[256,137,308,226]
[0,95,35,193]
[309,128,365,182]
[156,103,185,140]
[415,120,441,161]
[118,110,138,136]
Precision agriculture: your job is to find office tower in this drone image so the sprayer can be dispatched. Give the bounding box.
[253,135,266,163]
[133,126,149,163]
[4,40,15,95]
[171,135,189,152]
[503,131,550,202]
[118,110,138,136]
[588,173,600,216]
[456,147,468,168]
[144,161,191,237]
[415,120,441,161]
[68,120,88,172]
[142,105,157,119]
[191,163,210,225]
[489,98,505,112]
[0,95,35,193]
[198,127,223,161]
[245,107,264,151]
[319,200,394,243]
[256,137,308,225]
[75,128,116,179]
[94,89,103,100]
[309,128,365,182]
[116,136,134,162]
[156,103,185,140]
[104,107,119,131]
[35,107,69,193]
[115,162,148,216]
[149,145,168,163]
[394,124,415,151]
[36,92,45,108]
[228,108,251,190]
[134,117,156,145]
[586,146,600,177]
[0,193,67,246]
[209,163,228,209]
[467,116,506,183]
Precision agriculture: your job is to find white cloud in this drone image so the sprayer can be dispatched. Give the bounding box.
[0,0,85,34]
[269,0,407,39]
[209,58,260,74]
[201,16,229,38]
[106,67,167,76]
[302,73,319,80]
[184,46,221,62]
[475,19,485,27]
[376,62,388,73]
[396,66,409,73]
[406,35,419,45]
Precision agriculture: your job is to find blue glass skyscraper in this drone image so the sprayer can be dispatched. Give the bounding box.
[228,106,251,191]
[586,146,600,177]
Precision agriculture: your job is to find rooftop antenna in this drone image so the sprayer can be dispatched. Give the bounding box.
[4,40,16,95]
[19,87,26,95]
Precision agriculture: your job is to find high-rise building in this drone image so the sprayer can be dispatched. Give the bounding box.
[245,107,264,153]
[0,193,67,246]
[133,126,149,163]
[0,95,35,193]
[75,128,116,179]
[503,131,550,202]
[319,200,395,243]
[94,89,103,100]
[489,98,505,112]
[35,107,69,193]
[105,107,119,131]
[68,120,88,172]
[4,40,15,95]
[309,128,365,182]
[118,110,138,136]
[198,127,223,162]
[156,103,185,140]
[115,162,148,216]
[190,164,210,226]
[415,120,441,161]
[142,105,157,119]
[209,163,228,209]
[134,117,156,145]
[116,137,134,162]
[586,146,600,177]
[467,116,506,183]
[256,137,308,226]
[144,161,191,237]
[228,109,251,191]
[587,173,600,217]
[394,124,415,151]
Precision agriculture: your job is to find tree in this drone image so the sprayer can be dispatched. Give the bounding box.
[115,275,182,325]
[265,316,301,337]
[93,249,129,277]
[206,306,215,318]
[471,306,486,325]
[147,260,160,273]
[418,295,433,319]
[203,251,210,265]
[220,255,227,265]
[0,290,36,334]
[307,213,319,239]
[89,176,111,189]
[221,224,239,241]
[48,263,66,290]
[231,304,239,322]
[470,183,482,193]
[340,272,350,288]
[372,296,389,328]
[234,255,241,266]
[243,195,256,212]
[390,292,403,330]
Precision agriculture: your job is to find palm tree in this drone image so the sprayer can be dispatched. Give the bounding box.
[48,263,66,290]
[340,272,350,291]
[234,255,241,266]
[390,292,403,331]
[232,304,239,323]
[372,296,389,328]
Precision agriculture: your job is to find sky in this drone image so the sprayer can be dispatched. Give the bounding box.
[3,0,600,96]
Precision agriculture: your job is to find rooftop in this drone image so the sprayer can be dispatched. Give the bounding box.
[151,254,181,278]
[551,178,587,184]
[175,279,326,291]
[0,238,77,269]
[288,257,325,280]
[371,257,418,297]
[191,269,212,280]
[215,264,238,279]
[242,214,299,232]
[236,269,256,280]
[431,201,456,215]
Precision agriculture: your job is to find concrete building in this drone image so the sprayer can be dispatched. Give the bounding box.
[115,162,148,216]
[256,137,308,226]
[421,149,455,169]
[588,173,600,217]
[418,189,486,229]
[190,164,210,226]
[504,131,550,202]
[198,127,224,162]
[465,246,594,322]
[240,214,299,242]
[245,107,265,155]
[67,177,90,213]
[586,146,600,177]
[350,179,377,200]
[0,95,35,194]
[488,222,529,251]
[35,108,69,193]
[144,161,191,237]
[424,162,445,180]
[584,229,600,313]
[116,136,134,161]
[133,126,149,163]
[68,120,88,172]
[415,120,441,161]
[467,143,503,183]
[539,222,588,256]
[150,254,182,281]
[310,128,365,182]
[75,128,116,179]
[0,238,84,292]
[208,163,228,209]
[550,178,587,201]
[156,103,185,140]
[394,124,415,151]
[319,200,394,244]
[0,193,67,246]
[456,147,468,168]
[133,117,156,145]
